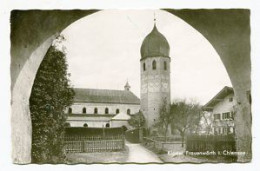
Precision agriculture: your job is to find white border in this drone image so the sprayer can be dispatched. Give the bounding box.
[0,0,259,171]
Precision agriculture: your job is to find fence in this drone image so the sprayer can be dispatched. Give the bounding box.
[64,127,125,153]
[64,135,125,153]
[186,134,235,152]
[143,137,184,152]
[186,134,237,161]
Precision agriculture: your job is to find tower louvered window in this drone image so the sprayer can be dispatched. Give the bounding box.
[152,60,156,70]
[164,61,167,70]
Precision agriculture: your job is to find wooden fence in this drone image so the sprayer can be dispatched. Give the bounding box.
[186,134,236,152]
[64,135,125,153]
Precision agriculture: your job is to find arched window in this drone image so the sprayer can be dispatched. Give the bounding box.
[143,62,146,71]
[68,107,72,114]
[82,107,86,114]
[127,109,131,115]
[152,60,156,70]
[83,123,88,128]
[94,108,98,114]
[105,123,110,128]
[164,61,167,70]
[105,108,109,114]
[116,109,120,114]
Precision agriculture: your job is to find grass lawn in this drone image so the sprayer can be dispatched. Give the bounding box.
[65,147,129,164]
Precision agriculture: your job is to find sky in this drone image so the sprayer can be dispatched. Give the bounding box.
[61,9,232,105]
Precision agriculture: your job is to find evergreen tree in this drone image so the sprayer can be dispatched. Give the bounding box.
[29,37,74,163]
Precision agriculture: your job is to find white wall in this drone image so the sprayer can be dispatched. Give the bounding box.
[67,102,140,115]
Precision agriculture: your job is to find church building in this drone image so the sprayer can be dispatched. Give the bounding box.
[66,82,140,128]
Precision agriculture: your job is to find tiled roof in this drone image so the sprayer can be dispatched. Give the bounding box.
[203,86,234,111]
[73,88,140,104]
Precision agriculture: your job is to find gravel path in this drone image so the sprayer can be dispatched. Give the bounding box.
[126,142,162,163]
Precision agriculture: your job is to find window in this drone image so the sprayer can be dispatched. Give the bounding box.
[214,113,221,120]
[68,107,72,114]
[127,109,131,115]
[143,63,146,71]
[82,107,86,114]
[105,123,110,128]
[247,90,251,104]
[116,109,120,114]
[222,112,233,120]
[94,108,98,114]
[229,97,233,102]
[164,61,167,70]
[83,123,88,128]
[152,60,156,70]
[105,108,109,114]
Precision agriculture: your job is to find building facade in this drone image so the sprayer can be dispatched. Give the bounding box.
[66,83,140,128]
[203,86,236,135]
[140,24,171,129]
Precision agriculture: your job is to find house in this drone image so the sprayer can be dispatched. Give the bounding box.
[203,86,236,135]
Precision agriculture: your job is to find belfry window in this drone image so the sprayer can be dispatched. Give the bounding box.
[68,107,72,114]
[152,60,156,70]
[116,109,120,114]
[164,61,167,70]
[105,108,109,114]
[127,109,131,115]
[143,63,146,71]
[82,107,86,114]
[94,108,98,114]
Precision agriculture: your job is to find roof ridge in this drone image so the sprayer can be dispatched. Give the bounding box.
[74,87,127,92]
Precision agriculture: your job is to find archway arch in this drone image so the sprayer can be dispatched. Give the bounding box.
[11,9,250,163]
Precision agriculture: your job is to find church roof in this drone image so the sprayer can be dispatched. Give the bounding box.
[140,24,170,59]
[73,88,140,104]
[111,112,131,121]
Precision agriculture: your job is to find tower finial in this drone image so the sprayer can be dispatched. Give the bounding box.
[154,12,156,25]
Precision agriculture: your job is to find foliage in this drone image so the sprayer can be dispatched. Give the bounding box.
[29,36,74,163]
[154,99,172,141]
[170,100,202,146]
[128,111,145,128]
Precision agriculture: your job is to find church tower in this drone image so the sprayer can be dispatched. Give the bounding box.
[140,22,171,130]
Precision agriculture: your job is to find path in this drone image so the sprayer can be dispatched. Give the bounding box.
[126,142,162,163]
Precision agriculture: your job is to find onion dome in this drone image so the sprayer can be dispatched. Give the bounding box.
[140,24,170,59]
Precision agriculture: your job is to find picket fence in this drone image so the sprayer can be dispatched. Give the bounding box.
[64,135,125,153]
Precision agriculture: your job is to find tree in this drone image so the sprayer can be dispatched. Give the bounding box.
[29,35,74,163]
[154,100,172,142]
[171,100,201,147]
[199,111,213,135]
[128,111,145,128]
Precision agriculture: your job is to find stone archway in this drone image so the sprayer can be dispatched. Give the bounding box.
[11,9,251,163]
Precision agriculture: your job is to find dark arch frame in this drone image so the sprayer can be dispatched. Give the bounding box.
[10,9,251,163]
